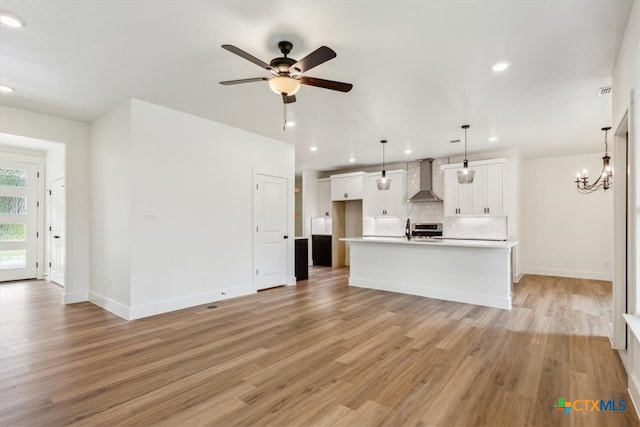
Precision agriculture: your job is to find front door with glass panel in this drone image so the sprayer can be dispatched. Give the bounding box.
[0,161,39,281]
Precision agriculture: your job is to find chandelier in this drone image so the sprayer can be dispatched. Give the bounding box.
[575,127,613,194]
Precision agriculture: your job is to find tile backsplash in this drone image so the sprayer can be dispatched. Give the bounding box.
[443,216,507,240]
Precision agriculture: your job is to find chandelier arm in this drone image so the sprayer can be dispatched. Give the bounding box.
[576,170,604,192]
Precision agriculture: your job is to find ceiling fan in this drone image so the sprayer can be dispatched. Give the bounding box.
[219,41,353,104]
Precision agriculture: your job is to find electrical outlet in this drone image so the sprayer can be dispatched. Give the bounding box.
[108,279,112,289]
[604,260,610,267]
[201,275,207,284]
[143,209,156,219]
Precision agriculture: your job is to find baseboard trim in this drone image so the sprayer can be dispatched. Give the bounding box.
[128,285,256,320]
[629,372,640,421]
[349,277,511,310]
[523,268,612,281]
[514,271,524,283]
[63,290,89,304]
[89,291,130,320]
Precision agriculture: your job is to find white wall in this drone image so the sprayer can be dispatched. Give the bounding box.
[89,100,132,314]
[611,0,639,413]
[0,106,90,303]
[295,175,303,236]
[120,99,294,319]
[301,170,319,232]
[522,153,614,280]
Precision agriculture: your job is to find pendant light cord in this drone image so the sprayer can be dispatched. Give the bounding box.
[381,139,387,177]
[383,141,385,171]
[464,126,468,159]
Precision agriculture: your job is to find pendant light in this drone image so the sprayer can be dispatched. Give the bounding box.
[377,139,391,190]
[457,124,475,184]
[575,127,613,193]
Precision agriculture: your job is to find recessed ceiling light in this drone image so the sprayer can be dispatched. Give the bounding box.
[310,146,318,152]
[488,136,498,142]
[348,157,356,163]
[0,12,25,28]
[0,85,15,93]
[492,61,510,72]
[404,149,412,154]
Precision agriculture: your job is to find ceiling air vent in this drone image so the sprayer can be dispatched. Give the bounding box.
[597,86,612,96]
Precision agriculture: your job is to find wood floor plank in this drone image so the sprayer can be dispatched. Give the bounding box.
[0,270,638,426]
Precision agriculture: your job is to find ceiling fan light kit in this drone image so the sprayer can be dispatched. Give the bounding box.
[269,76,300,95]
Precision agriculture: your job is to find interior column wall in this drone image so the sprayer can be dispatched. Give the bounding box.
[127,99,295,319]
[89,99,133,315]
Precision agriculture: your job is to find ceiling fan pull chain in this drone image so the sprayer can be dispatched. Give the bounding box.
[283,102,287,131]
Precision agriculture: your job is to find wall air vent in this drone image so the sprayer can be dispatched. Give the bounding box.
[597,86,612,96]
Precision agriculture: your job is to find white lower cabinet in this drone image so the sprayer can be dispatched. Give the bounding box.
[442,159,505,217]
[364,170,408,218]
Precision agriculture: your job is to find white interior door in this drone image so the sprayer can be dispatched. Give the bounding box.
[49,178,65,286]
[0,161,39,281]
[254,173,288,290]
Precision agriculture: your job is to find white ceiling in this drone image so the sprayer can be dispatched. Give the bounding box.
[0,1,633,172]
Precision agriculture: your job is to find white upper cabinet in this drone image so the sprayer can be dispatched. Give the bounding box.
[330,172,365,201]
[482,163,504,216]
[364,170,408,217]
[441,159,506,217]
[317,178,331,217]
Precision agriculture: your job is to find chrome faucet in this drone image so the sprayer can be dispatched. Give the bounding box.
[405,218,411,240]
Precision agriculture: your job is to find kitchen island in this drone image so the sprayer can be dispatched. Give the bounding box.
[342,237,518,309]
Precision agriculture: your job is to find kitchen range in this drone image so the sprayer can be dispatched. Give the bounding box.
[409,222,443,240]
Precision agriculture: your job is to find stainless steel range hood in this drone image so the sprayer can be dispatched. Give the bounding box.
[408,158,443,203]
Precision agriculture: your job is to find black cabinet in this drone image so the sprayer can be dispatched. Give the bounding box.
[295,238,308,281]
[312,235,332,267]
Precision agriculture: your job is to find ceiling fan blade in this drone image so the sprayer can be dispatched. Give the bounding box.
[221,45,276,73]
[282,94,297,104]
[290,46,336,74]
[299,76,353,92]
[219,77,269,85]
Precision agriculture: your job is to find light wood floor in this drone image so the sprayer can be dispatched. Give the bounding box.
[1,269,638,426]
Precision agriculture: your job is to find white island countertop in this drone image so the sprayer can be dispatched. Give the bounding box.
[342,236,518,250]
